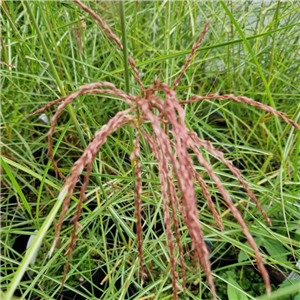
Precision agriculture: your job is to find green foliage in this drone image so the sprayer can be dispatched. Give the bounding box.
[227,277,249,300]
[203,267,276,300]
[278,279,300,300]
[1,1,300,299]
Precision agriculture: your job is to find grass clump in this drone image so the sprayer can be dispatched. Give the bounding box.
[1,1,300,300]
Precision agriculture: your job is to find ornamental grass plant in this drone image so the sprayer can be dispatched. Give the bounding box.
[1,1,300,300]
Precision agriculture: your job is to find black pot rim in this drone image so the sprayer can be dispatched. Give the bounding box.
[12,216,139,299]
[13,220,108,298]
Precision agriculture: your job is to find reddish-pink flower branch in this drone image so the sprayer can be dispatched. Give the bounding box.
[173,20,210,90]
[181,93,300,130]
[72,0,145,96]
[0,61,16,68]
[130,131,145,279]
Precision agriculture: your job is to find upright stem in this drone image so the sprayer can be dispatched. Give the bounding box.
[24,1,85,147]
[119,1,130,94]
[267,1,280,83]
[165,1,171,85]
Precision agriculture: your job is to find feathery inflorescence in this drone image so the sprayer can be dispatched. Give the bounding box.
[28,1,300,299]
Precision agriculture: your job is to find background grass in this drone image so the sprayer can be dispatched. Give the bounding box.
[1,1,300,299]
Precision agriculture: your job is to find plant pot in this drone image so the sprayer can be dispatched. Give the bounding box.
[209,242,238,269]
[12,219,136,300]
[207,241,299,296]
[12,222,104,299]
